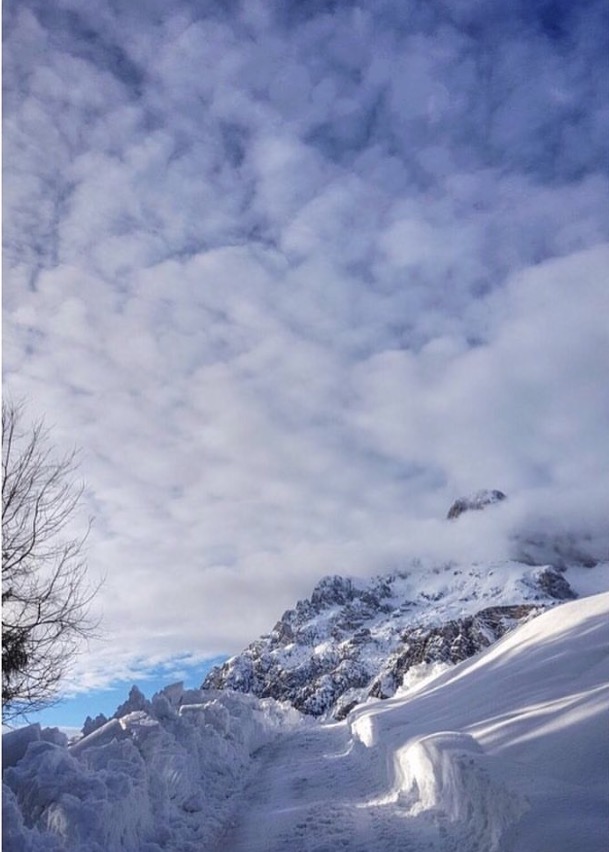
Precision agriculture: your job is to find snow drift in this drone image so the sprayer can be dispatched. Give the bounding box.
[2,688,303,851]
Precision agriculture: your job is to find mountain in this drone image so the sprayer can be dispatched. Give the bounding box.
[203,491,601,719]
[5,591,608,851]
[209,591,609,852]
[446,488,507,519]
[203,560,576,719]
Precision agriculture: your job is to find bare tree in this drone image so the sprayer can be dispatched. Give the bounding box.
[2,400,99,719]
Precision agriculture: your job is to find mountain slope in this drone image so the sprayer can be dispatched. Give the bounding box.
[203,560,576,717]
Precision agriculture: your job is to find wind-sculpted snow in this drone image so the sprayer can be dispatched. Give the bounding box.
[346,591,609,852]
[2,687,304,851]
[395,731,529,850]
[204,560,577,717]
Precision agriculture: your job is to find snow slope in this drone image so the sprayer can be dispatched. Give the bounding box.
[4,591,608,851]
[350,590,609,852]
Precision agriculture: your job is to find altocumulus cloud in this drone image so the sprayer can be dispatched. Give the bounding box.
[4,0,609,691]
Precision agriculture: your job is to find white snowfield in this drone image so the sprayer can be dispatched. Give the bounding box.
[4,592,609,852]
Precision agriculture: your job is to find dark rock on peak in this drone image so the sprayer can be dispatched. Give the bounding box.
[447,489,507,520]
[310,575,356,608]
[82,713,109,737]
[530,567,577,600]
[112,685,150,719]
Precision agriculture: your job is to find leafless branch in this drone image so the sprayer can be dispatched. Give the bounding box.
[2,399,101,719]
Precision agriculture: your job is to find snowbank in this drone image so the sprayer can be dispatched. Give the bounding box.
[395,732,527,852]
[349,591,609,852]
[2,686,303,851]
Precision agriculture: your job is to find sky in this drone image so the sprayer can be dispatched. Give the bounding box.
[3,0,609,710]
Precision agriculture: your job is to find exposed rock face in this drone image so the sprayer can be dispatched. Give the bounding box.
[112,685,151,720]
[203,561,574,719]
[82,713,109,737]
[365,604,538,705]
[447,489,507,520]
[533,566,577,599]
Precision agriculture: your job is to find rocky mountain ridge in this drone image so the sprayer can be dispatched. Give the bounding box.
[202,490,594,718]
[203,560,576,718]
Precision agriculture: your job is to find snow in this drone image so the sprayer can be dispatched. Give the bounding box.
[3,689,304,851]
[349,591,609,851]
[395,660,453,695]
[4,591,608,851]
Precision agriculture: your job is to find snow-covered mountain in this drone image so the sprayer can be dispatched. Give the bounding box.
[3,492,608,850]
[4,588,609,851]
[203,492,601,720]
[203,559,576,719]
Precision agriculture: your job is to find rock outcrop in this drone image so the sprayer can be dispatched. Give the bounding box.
[447,489,507,520]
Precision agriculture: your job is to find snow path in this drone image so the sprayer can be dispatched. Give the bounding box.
[209,721,438,852]
[211,723,375,852]
[213,724,380,852]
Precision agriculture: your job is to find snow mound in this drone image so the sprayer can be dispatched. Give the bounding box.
[396,732,527,851]
[2,686,303,851]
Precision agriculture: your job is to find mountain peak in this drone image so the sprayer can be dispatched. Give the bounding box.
[447,489,507,520]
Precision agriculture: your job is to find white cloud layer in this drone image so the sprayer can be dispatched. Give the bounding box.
[4,0,609,689]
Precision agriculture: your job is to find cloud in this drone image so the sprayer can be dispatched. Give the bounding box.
[3,0,609,688]
[352,244,609,536]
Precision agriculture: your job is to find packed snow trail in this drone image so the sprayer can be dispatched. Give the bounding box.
[210,722,430,852]
[207,716,522,852]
